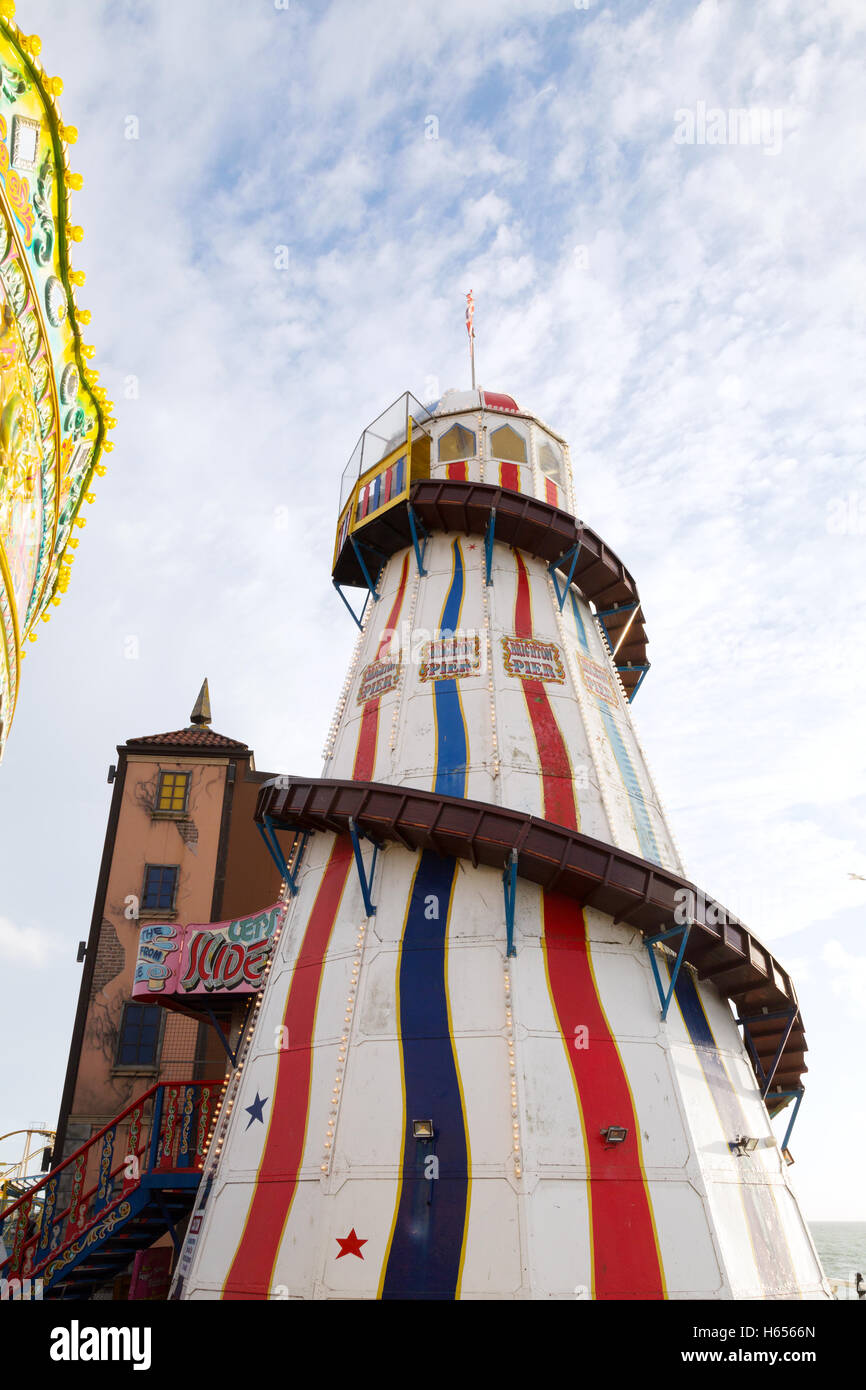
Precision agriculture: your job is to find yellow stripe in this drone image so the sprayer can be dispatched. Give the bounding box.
[442,868,471,1296]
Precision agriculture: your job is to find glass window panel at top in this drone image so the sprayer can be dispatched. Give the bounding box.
[538,440,565,488]
[438,423,476,462]
[489,424,527,464]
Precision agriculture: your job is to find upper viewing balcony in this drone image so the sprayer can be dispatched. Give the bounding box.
[333,387,577,580]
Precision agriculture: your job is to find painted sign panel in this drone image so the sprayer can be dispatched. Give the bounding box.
[419,633,480,682]
[501,635,565,684]
[356,656,401,703]
[577,652,618,707]
[132,903,282,1004]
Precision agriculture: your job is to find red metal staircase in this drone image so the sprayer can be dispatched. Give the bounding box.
[0,1079,220,1299]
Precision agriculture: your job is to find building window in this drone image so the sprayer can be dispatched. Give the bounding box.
[142,864,179,912]
[490,424,527,463]
[155,770,190,815]
[438,423,475,462]
[116,1003,162,1069]
[538,440,565,488]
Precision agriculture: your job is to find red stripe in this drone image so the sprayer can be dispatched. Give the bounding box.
[543,893,664,1298]
[513,551,577,830]
[447,460,467,480]
[512,549,664,1299]
[544,477,557,506]
[500,461,520,492]
[223,555,411,1296]
[352,554,410,781]
[223,838,353,1298]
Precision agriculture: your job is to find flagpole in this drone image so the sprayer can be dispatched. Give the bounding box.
[465,290,476,389]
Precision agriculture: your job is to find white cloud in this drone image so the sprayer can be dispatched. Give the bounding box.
[822,940,866,1015]
[0,917,52,968]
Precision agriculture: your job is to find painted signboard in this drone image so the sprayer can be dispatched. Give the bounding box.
[132,903,283,1008]
[356,656,401,703]
[501,634,565,684]
[419,633,481,682]
[577,652,619,707]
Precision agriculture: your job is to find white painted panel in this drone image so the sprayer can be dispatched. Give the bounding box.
[316,1179,403,1296]
[649,1180,728,1297]
[336,1038,403,1170]
[527,1180,592,1297]
[520,1035,587,1171]
[453,1035,514,1168]
[461,1179,524,1297]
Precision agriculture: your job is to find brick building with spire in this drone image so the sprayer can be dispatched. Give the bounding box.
[52,684,281,1272]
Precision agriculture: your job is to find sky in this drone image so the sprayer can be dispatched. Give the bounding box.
[0,0,864,1223]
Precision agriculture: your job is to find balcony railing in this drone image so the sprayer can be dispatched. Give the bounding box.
[0,1079,220,1286]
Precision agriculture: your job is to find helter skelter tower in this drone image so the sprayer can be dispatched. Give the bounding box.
[176,386,829,1300]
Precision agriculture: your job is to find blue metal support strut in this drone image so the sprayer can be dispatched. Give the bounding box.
[775,1088,805,1154]
[256,818,308,895]
[205,1009,244,1068]
[484,508,496,585]
[349,534,387,602]
[592,602,650,700]
[646,924,691,1019]
[348,817,380,917]
[502,848,518,957]
[333,580,371,630]
[624,664,650,701]
[736,1007,799,1098]
[549,542,582,611]
[407,503,429,577]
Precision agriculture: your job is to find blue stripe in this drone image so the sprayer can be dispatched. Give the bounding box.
[671,967,799,1294]
[569,590,590,653]
[382,538,470,1298]
[597,705,662,865]
[440,539,463,634]
[394,455,406,494]
[434,541,467,800]
[372,474,381,511]
[381,853,467,1299]
[568,589,661,864]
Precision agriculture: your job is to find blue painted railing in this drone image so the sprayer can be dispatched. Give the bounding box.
[0,1079,220,1288]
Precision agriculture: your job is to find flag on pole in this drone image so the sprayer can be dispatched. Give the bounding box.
[465,290,475,340]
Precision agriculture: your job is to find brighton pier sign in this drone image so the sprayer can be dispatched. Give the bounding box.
[132,904,282,1011]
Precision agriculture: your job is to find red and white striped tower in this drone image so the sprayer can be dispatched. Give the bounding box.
[175,386,828,1300]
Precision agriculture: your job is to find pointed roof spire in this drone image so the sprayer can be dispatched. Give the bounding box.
[189,678,211,728]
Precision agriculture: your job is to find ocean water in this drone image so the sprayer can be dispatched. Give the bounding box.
[809,1223,866,1299]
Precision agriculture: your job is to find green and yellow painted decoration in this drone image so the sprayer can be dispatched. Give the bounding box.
[0,3,112,760]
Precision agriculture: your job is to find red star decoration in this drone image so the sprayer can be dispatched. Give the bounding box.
[336,1228,367,1260]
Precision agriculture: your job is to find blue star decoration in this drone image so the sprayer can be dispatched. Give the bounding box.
[244,1091,269,1130]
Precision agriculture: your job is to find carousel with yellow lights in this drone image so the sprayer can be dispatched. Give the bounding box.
[0,6,113,762]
